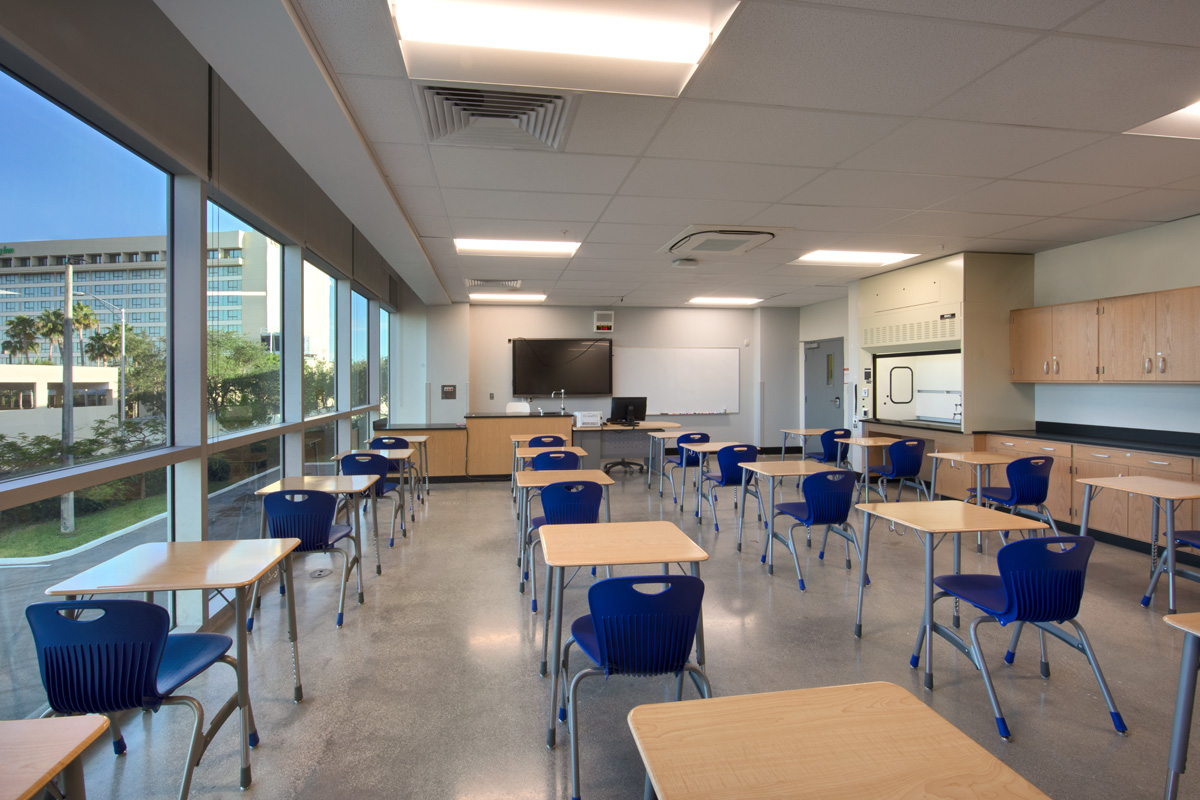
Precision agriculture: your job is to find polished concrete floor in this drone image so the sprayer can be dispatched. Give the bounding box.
[69,466,1200,799]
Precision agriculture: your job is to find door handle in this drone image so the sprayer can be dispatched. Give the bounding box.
[1052,359,1060,375]
[1043,361,1049,375]
[1145,357,1152,374]
[1159,356,1166,374]
[833,397,841,409]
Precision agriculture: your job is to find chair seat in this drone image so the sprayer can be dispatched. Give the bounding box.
[774,501,809,521]
[158,632,233,696]
[1175,530,1200,547]
[530,515,546,529]
[933,573,1006,617]
[664,455,700,467]
[570,615,601,667]
[973,486,1015,505]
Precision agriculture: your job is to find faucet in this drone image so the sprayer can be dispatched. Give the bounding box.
[552,389,565,414]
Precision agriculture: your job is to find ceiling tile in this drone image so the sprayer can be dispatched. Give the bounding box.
[341,75,424,145]
[962,237,1067,253]
[1062,188,1200,221]
[824,233,975,254]
[448,218,593,241]
[395,185,445,217]
[931,180,1138,216]
[562,93,675,156]
[376,142,438,186]
[1062,0,1200,47]
[297,0,406,78]
[872,210,1044,237]
[430,148,635,193]
[686,3,1038,115]
[440,188,608,221]
[752,230,847,252]
[842,119,1106,177]
[575,242,677,260]
[926,36,1200,132]
[618,158,823,202]
[799,0,1095,28]
[1012,134,1200,186]
[598,196,768,226]
[565,258,673,274]
[584,223,686,245]
[782,170,990,208]
[647,101,905,167]
[409,215,452,238]
[996,217,1158,242]
[744,204,914,231]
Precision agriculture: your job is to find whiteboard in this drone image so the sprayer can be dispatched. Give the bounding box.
[614,347,740,415]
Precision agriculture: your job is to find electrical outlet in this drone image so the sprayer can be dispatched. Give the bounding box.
[489,392,494,400]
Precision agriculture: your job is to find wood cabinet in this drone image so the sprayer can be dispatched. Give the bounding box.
[1009,301,1096,382]
[1070,449,1129,537]
[984,436,1072,522]
[1157,286,1200,381]
[1098,292,1156,382]
[863,423,983,501]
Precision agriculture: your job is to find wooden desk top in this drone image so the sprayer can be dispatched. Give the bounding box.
[927,451,1014,466]
[540,520,708,567]
[781,428,828,435]
[515,446,588,459]
[335,448,414,461]
[46,539,300,595]
[1,715,110,800]
[627,682,1049,800]
[678,441,741,454]
[256,475,379,496]
[1076,474,1200,500]
[1164,612,1200,637]
[836,436,895,447]
[646,430,701,440]
[742,461,841,478]
[511,433,568,443]
[516,469,615,488]
[856,500,1050,534]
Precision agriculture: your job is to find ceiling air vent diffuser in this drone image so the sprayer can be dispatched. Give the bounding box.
[465,279,522,290]
[416,85,577,151]
[657,225,787,257]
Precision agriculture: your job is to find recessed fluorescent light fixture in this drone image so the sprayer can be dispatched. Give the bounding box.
[454,238,579,257]
[793,250,919,266]
[688,296,762,305]
[1125,99,1200,140]
[390,0,739,97]
[469,293,547,302]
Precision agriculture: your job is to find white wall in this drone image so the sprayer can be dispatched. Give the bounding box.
[466,304,797,446]
[1033,214,1200,433]
[425,303,470,424]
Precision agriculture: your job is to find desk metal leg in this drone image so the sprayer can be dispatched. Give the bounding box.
[1167,499,1179,614]
[855,511,872,638]
[62,753,87,799]
[540,559,553,677]
[930,458,940,501]
[546,565,565,749]
[922,530,935,689]
[511,441,518,503]
[1166,632,1200,800]
[647,435,655,489]
[737,468,749,551]
[604,485,611,522]
[281,554,304,702]
[371,495,382,575]
[233,587,255,788]
[975,465,985,553]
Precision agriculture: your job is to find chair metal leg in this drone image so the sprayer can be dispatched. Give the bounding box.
[1064,619,1128,734]
[333,546,349,627]
[967,616,1011,740]
[568,668,604,800]
[1004,621,1025,665]
[161,695,206,800]
[1038,628,1050,678]
[787,523,805,591]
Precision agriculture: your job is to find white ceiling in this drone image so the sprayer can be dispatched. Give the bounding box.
[155,0,1200,308]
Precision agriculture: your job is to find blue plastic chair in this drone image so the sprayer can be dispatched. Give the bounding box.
[664,433,709,505]
[341,452,405,548]
[867,438,928,502]
[370,435,421,514]
[806,428,851,468]
[968,456,1060,548]
[525,480,603,610]
[253,489,359,628]
[531,450,580,471]
[699,444,762,530]
[765,470,858,590]
[930,536,1126,740]
[528,435,565,448]
[558,575,712,800]
[26,599,237,800]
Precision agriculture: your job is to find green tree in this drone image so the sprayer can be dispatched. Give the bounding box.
[35,307,64,361]
[2,315,40,364]
[303,357,336,416]
[123,326,167,417]
[207,329,280,429]
[71,302,99,364]
[84,324,122,366]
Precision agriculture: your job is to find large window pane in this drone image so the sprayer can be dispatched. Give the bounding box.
[0,69,169,485]
[303,420,337,475]
[380,307,390,420]
[0,468,169,720]
[351,291,368,408]
[302,262,336,417]
[350,411,369,450]
[206,202,282,439]
[207,438,282,542]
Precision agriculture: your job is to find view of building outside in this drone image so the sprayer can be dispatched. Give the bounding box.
[303,261,337,417]
[379,306,390,421]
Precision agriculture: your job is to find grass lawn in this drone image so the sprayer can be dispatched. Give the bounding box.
[0,494,167,559]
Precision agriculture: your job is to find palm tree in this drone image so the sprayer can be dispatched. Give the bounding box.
[84,324,121,366]
[72,301,99,365]
[36,307,64,363]
[2,315,40,364]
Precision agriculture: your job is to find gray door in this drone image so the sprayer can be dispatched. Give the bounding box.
[804,338,844,429]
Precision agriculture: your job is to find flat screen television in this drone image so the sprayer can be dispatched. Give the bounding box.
[609,396,646,425]
[512,338,613,397]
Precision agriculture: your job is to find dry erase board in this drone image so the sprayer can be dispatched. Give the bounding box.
[613,347,740,414]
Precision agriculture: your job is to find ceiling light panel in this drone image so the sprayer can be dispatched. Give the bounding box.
[454,238,580,256]
[688,296,763,305]
[793,250,919,266]
[1126,100,1200,140]
[469,293,547,301]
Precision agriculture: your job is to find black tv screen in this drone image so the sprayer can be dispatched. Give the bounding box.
[512,338,613,397]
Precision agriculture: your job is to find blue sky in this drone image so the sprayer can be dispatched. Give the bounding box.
[0,70,169,244]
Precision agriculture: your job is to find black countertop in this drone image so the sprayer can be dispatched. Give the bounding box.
[374,421,463,431]
[463,412,573,419]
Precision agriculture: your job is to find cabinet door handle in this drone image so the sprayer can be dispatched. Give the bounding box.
[1041,447,1055,451]
[1001,442,1015,446]
[1090,453,1109,458]
[1145,357,1152,374]
[1159,356,1166,373]
[1043,361,1049,375]
[1053,360,1060,375]
[1149,460,1170,466]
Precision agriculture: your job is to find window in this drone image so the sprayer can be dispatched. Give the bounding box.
[145,252,160,261]
[224,248,242,259]
[0,384,34,409]
[303,261,337,417]
[207,249,220,260]
[380,307,390,420]
[351,290,368,408]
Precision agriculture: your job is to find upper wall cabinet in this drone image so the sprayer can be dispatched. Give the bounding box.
[1010,301,1097,382]
[1018,286,1200,384]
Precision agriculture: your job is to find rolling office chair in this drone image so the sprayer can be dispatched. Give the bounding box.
[967,456,1059,549]
[699,444,762,531]
[665,432,709,506]
[524,480,604,610]
[765,469,859,591]
[557,575,711,800]
[26,599,239,800]
[867,438,929,502]
[928,536,1126,740]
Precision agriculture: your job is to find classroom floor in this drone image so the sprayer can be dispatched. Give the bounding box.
[66,464,1200,799]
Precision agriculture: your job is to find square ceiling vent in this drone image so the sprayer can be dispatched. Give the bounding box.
[416,84,578,150]
[657,225,789,257]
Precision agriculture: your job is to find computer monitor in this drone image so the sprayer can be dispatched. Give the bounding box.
[609,396,647,426]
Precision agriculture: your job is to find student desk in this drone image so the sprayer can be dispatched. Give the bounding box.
[509,433,571,501]
[627,681,1050,800]
[645,430,700,496]
[737,460,840,567]
[336,447,416,524]
[539,520,708,749]
[257,474,380,582]
[1077,475,1200,614]
[1164,612,1200,800]
[927,451,1016,552]
[835,436,896,500]
[45,539,302,790]
[780,428,828,461]
[856,501,1047,689]
[1,715,110,800]
[398,434,430,499]
[676,441,740,522]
